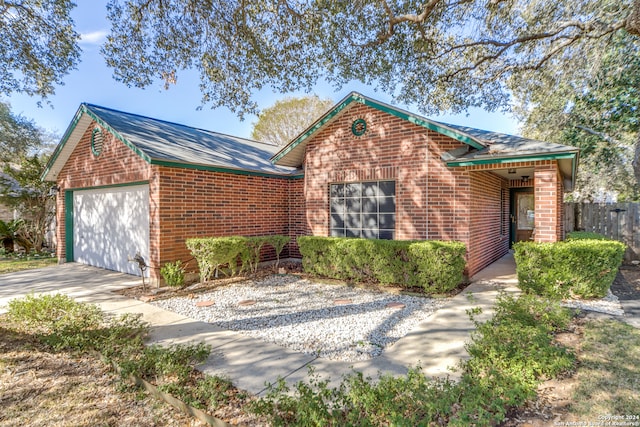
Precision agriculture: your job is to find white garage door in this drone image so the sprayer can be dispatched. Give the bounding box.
[73,185,150,276]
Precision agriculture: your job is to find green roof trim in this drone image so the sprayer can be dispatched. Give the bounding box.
[41,103,153,181]
[65,180,150,193]
[81,105,152,163]
[43,104,303,181]
[271,92,486,165]
[355,96,485,150]
[150,159,303,179]
[272,95,354,164]
[445,152,578,167]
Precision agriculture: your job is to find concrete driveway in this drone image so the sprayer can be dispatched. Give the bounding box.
[0,258,519,396]
[0,263,141,314]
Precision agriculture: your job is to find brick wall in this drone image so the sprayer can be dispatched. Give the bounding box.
[467,171,510,277]
[154,166,293,278]
[55,122,152,262]
[287,177,306,257]
[55,120,298,282]
[303,103,471,244]
[534,162,561,242]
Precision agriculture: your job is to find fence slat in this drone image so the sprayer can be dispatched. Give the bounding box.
[564,202,639,262]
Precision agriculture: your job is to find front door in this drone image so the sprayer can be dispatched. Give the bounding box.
[510,189,535,246]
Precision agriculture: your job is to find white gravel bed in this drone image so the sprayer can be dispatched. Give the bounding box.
[151,274,447,362]
[562,289,624,316]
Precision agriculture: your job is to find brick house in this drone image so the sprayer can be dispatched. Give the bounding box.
[43,92,579,284]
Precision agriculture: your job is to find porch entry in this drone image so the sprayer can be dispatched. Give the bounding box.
[510,188,535,246]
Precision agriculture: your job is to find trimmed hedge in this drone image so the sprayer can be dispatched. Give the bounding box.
[185,235,290,282]
[514,233,625,299]
[297,236,466,293]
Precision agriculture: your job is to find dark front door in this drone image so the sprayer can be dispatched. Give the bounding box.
[510,189,535,246]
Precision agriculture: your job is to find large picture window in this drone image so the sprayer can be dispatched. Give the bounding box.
[330,180,396,239]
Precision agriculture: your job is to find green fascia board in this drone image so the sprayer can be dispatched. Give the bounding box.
[64,190,74,262]
[271,92,486,164]
[356,96,485,150]
[445,152,578,167]
[42,103,303,182]
[41,104,152,182]
[271,96,355,164]
[150,159,304,179]
[81,105,153,163]
[65,180,150,193]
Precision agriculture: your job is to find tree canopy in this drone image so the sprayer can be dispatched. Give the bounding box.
[0,0,80,99]
[519,34,639,200]
[101,0,640,187]
[0,101,43,162]
[102,0,639,117]
[0,101,57,251]
[251,96,333,146]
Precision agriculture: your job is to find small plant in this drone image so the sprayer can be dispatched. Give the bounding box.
[160,260,186,288]
[243,236,271,273]
[266,235,290,270]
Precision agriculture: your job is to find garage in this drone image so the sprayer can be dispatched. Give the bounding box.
[71,184,149,276]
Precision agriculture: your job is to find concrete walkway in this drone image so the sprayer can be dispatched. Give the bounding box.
[0,254,519,396]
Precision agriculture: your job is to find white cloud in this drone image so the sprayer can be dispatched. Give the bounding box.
[79,30,107,45]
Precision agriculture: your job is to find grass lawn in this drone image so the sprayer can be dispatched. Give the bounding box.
[0,256,58,274]
[569,318,640,417]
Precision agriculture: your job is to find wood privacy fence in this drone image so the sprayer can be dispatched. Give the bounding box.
[564,202,640,262]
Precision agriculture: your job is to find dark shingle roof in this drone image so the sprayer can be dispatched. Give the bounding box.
[85,104,300,176]
[435,122,578,161]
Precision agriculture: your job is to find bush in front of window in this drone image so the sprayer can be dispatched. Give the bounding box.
[297,236,466,293]
[513,233,625,299]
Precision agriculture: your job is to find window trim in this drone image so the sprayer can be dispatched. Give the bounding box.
[329,180,396,240]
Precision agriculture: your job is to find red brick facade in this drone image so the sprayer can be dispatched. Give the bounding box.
[55,106,568,283]
[55,120,302,283]
[300,104,566,277]
[55,123,152,267]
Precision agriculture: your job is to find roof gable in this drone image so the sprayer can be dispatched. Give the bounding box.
[271,92,488,167]
[269,91,579,189]
[43,104,301,181]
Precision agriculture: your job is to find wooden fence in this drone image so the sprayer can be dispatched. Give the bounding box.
[564,202,640,262]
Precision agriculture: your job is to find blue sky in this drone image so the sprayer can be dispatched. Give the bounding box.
[5,1,519,140]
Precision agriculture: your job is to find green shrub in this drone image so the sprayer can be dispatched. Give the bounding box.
[186,235,292,281]
[7,293,148,353]
[266,235,290,269]
[185,237,247,282]
[297,236,466,292]
[514,237,626,299]
[566,231,609,241]
[6,294,234,412]
[160,260,186,287]
[463,294,574,419]
[251,294,575,426]
[242,236,271,273]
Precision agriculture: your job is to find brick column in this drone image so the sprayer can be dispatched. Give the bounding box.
[534,162,561,242]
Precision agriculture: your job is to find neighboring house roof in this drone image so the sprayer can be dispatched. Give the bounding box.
[43,104,302,181]
[271,92,579,189]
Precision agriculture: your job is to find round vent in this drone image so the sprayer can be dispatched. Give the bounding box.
[91,127,104,156]
[351,118,367,136]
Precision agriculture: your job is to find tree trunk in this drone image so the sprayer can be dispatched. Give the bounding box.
[634,132,640,188]
[628,0,640,36]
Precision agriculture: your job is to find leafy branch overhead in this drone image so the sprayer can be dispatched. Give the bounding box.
[0,0,80,99]
[102,0,639,117]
